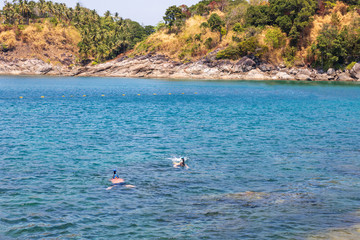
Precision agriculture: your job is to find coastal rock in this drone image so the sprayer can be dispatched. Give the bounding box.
[289,68,299,75]
[60,57,73,66]
[38,65,53,74]
[246,69,269,80]
[218,63,233,73]
[0,54,358,82]
[315,74,330,81]
[336,69,343,75]
[327,68,335,75]
[350,62,360,80]
[272,72,293,80]
[298,68,312,76]
[233,57,256,73]
[258,64,274,72]
[337,73,355,82]
[185,63,207,75]
[296,74,313,81]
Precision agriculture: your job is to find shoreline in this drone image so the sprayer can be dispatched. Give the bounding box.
[1,55,359,82]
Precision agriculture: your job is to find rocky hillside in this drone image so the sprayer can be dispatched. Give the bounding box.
[0,21,80,66]
[133,1,360,71]
[0,0,153,64]
[0,0,360,81]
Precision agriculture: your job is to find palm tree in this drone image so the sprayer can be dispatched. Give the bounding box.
[38,0,48,18]
[3,1,16,24]
[17,0,31,24]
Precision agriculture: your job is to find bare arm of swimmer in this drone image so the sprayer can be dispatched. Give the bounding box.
[173,163,189,169]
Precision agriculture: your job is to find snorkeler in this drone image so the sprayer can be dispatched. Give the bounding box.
[107,169,135,190]
[173,157,189,169]
[113,169,120,179]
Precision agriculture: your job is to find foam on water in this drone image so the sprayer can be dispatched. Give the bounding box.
[170,156,188,164]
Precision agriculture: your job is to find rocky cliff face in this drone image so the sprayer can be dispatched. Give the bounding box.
[0,55,358,82]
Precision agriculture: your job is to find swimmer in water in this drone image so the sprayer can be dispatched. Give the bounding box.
[173,157,189,169]
[113,169,120,179]
[107,169,135,190]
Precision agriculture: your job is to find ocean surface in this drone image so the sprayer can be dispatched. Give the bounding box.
[1,76,360,240]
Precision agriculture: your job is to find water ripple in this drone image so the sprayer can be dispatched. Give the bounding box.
[1,77,360,239]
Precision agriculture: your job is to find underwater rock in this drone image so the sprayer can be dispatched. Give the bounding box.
[224,191,270,201]
[308,224,360,240]
[206,191,315,207]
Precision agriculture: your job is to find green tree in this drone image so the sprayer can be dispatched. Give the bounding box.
[216,37,268,59]
[207,13,225,41]
[246,0,317,46]
[311,24,347,69]
[144,25,155,35]
[246,5,271,26]
[270,0,317,45]
[233,23,244,33]
[163,5,186,32]
[264,27,286,49]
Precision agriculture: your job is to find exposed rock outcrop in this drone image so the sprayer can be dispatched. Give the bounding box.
[350,62,360,80]
[337,73,355,81]
[0,55,357,82]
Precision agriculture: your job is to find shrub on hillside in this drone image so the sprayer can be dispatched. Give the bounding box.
[310,23,360,69]
[216,37,268,60]
[282,46,297,66]
[194,33,202,42]
[155,22,167,31]
[233,23,244,33]
[216,45,240,60]
[200,22,209,29]
[264,27,286,49]
[204,37,214,49]
[346,61,357,70]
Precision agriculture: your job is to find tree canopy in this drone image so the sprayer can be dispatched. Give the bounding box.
[163,5,186,32]
[0,0,153,62]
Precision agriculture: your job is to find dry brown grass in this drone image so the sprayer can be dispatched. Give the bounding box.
[21,22,80,52]
[0,31,17,49]
[133,11,235,61]
[0,21,81,64]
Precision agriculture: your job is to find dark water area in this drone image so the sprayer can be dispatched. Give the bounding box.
[1,76,360,239]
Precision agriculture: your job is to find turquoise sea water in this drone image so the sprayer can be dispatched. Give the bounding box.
[1,76,360,239]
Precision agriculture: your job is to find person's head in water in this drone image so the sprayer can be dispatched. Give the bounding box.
[180,158,185,167]
[113,169,119,179]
